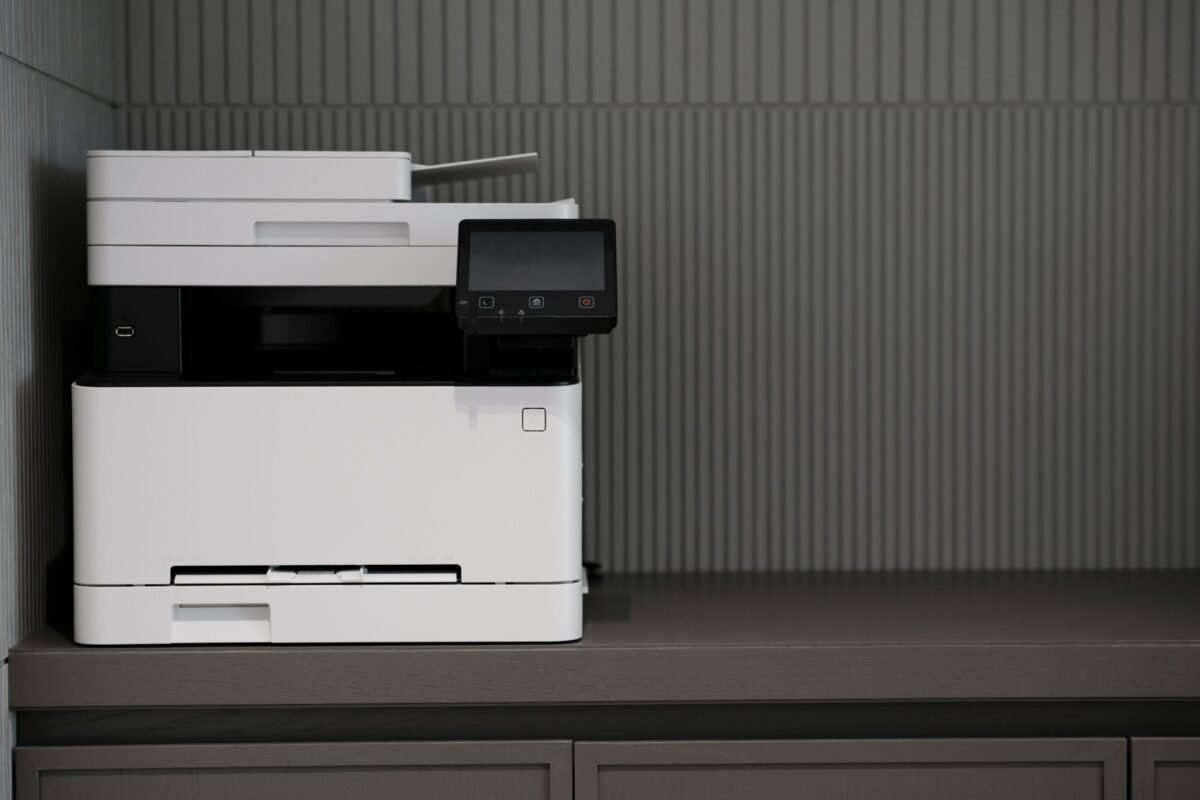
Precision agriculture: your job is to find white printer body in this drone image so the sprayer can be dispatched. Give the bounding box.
[74,150,617,645]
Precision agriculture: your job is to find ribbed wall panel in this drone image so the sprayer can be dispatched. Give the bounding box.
[117,0,1200,107]
[0,57,113,655]
[118,104,1200,572]
[0,0,121,101]
[113,0,1200,572]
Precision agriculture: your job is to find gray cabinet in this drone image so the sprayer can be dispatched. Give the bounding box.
[575,739,1127,800]
[10,575,1199,799]
[1133,739,1200,800]
[16,741,572,800]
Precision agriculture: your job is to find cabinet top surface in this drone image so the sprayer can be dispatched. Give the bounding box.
[10,572,1200,709]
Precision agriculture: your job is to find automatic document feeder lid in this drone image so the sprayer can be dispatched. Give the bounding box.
[88,150,413,201]
[86,150,540,202]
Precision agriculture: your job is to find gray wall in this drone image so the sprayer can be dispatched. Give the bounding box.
[117,0,1200,572]
[1,3,118,798]
[0,0,117,667]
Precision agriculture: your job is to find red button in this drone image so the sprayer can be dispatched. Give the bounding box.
[578,296,595,308]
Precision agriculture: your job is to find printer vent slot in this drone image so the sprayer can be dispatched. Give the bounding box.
[172,566,270,585]
[362,565,461,584]
[266,565,461,584]
[171,565,462,585]
[181,287,463,382]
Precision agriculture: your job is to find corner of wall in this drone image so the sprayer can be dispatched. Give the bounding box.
[0,1,120,658]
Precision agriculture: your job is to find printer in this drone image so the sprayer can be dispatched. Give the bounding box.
[73,150,617,645]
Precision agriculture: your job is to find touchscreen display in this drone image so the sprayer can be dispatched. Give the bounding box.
[468,230,606,291]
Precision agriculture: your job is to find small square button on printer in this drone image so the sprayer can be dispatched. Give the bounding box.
[522,408,547,432]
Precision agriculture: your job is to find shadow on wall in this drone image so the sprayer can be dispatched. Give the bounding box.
[15,160,89,639]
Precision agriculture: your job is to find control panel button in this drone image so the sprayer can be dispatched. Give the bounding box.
[522,407,547,432]
[478,296,495,309]
[578,296,595,309]
[528,296,545,309]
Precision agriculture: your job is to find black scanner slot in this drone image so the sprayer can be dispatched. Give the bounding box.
[85,285,579,385]
[182,287,462,382]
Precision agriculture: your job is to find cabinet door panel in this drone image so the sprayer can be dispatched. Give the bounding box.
[1133,738,1200,800]
[576,739,1126,800]
[17,741,571,800]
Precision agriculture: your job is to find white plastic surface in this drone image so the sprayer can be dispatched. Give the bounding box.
[87,150,255,157]
[89,245,458,286]
[87,199,578,285]
[75,582,583,644]
[87,150,413,201]
[73,383,583,588]
[171,604,270,644]
[88,199,577,245]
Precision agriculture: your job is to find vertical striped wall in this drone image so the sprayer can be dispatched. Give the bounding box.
[118,0,1200,107]
[0,0,120,101]
[117,0,1199,572]
[0,1,117,659]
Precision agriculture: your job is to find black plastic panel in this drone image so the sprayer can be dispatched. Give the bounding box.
[91,288,181,373]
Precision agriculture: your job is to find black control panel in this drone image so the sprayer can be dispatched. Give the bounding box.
[455,219,617,336]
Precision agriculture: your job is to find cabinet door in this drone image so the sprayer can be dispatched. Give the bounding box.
[1133,739,1200,800]
[17,741,571,800]
[576,739,1126,800]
